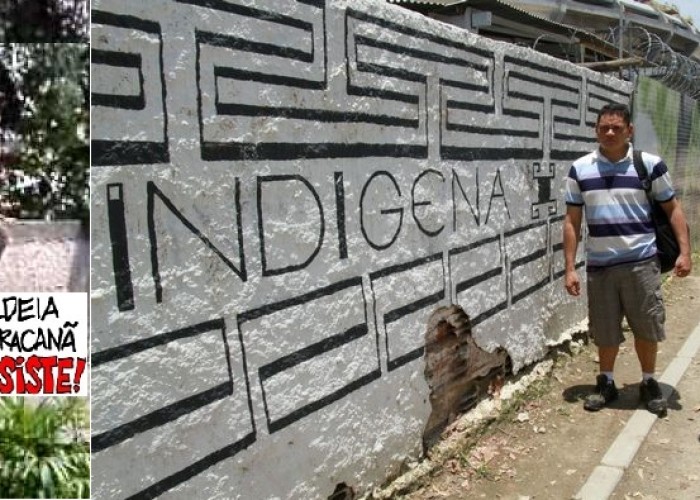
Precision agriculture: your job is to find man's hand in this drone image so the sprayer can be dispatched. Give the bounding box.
[660,198,691,278]
[674,253,692,278]
[565,270,581,296]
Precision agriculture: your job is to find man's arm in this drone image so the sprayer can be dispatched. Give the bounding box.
[660,197,692,276]
[563,204,583,296]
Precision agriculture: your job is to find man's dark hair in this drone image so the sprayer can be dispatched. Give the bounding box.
[596,103,631,126]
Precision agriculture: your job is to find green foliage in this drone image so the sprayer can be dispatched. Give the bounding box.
[1,0,88,42]
[1,43,89,221]
[0,397,89,499]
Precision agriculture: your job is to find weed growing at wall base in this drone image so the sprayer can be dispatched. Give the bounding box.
[0,397,89,498]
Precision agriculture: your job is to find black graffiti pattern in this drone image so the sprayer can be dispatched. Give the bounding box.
[92,1,631,498]
[91,10,169,166]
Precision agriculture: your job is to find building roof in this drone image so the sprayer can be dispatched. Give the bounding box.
[501,0,700,58]
[388,0,700,59]
[387,0,700,96]
[390,0,627,60]
[386,0,467,5]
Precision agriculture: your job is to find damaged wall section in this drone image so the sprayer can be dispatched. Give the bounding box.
[423,305,508,449]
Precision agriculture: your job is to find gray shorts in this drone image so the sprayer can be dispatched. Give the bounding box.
[587,258,665,347]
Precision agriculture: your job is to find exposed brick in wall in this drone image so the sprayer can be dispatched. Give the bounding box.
[423,305,507,449]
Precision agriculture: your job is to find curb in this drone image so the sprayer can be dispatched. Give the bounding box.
[573,319,700,499]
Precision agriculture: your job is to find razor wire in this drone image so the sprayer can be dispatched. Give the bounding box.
[605,25,700,99]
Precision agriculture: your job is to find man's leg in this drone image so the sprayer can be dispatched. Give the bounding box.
[599,344,620,373]
[634,338,657,374]
[585,267,622,411]
[584,344,620,411]
[622,260,667,415]
[636,338,667,415]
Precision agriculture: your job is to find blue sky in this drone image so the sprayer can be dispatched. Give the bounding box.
[671,0,700,26]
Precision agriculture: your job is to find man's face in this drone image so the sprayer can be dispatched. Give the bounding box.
[595,113,633,155]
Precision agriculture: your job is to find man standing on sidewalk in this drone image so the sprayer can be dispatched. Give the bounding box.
[562,103,691,415]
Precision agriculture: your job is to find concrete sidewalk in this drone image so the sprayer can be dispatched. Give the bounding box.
[577,319,700,499]
[397,274,700,500]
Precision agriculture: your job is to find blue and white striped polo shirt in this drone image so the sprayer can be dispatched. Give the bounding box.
[565,147,676,269]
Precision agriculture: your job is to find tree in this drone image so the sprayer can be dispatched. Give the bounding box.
[1,0,88,42]
[0,43,89,221]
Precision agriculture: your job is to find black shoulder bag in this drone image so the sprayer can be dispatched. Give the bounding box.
[632,150,682,273]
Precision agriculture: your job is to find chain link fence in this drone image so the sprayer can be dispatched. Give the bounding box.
[633,76,700,252]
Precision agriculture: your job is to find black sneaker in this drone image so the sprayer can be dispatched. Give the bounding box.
[584,374,619,411]
[640,378,667,416]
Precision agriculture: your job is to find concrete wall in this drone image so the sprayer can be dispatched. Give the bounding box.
[0,221,88,292]
[90,0,632,497]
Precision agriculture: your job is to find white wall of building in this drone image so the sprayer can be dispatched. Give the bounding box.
[90,0,631,497]
[0,221,88,291]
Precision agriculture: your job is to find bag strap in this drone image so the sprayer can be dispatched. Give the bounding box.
[632,150,652,193]
[633,150,663,227]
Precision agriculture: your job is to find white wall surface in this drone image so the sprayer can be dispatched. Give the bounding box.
[90,0,632,497]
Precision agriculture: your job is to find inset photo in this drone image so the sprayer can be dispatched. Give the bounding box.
[0,8,90,500]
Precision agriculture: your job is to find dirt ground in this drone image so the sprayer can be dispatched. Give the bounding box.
[392,267,700,500]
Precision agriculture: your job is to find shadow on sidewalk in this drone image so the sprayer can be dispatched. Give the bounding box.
[561,382,682,411]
